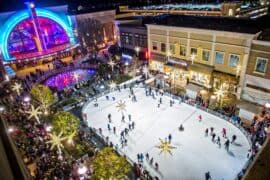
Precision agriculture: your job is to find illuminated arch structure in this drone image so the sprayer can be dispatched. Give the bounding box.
[0,4,76,63]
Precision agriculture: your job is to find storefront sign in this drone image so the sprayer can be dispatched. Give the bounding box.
[168,58,188,67]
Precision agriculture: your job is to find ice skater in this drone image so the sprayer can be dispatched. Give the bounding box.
[113,126,116,134]
[122,115,125,122]
[107,123,111,131]
[159,97,162,104]
[205,128,209,136]
[179,124,184,131]
[205,171,211,180]
[222,128,227,138]
[131,121,135,129]
[216,136,221,148]
[150,157,154,165]
[157,103,160,108]
[224,139,230,151]
[146,153,149,161]
[210,127,214,135]
[128,114,131,121]
[211,133,216,142]
[108,113,112,123]
[168,134,172,143]
[231,135,237,144]
[198,114,202,122]
[154,162,159,171]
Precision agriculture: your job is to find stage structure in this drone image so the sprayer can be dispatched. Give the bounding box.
[0,2,76,64]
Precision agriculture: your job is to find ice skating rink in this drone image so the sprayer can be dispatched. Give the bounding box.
[83,88,250,180]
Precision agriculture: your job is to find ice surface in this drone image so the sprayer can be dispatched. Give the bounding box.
[84,88,250,180]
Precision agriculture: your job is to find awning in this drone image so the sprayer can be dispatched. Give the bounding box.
[189,63,213,75]
[186,83,203,99]
[151,53,166,63]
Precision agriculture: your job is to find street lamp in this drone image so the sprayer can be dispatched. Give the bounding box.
[135,46,140,56]
[0,105,5,113]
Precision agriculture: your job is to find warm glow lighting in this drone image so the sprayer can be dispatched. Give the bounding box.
[45,125,52,132]
[78,166,87,175]
[265,103,270,108]
[0,105,5,112]
[8,127,14,133]
[23,96,31,102]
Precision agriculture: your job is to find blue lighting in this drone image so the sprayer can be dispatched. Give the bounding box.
[0,8,75,61]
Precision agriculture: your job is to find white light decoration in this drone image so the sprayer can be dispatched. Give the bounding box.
[108,59,116,71]
[0,105,5,112]
[265,103,270,108]
[11,82,23,95]
[45,125,52,132]
[26,105,42,123]
[78,165,87,175]
[23,96,31,102]
[73,73,80,82]
[109,81,117,90]
[46,131,67,153]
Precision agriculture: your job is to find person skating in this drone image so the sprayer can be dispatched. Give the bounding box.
[222,128,227,138]
[128,123,132,130]
[211,133,216,142]
[159,97,162,104]
[205,128,209,136]
[210,127,214,135]
[168,134,172,143]
[113,126,116,134]
[198,115,202,122]
[205,171,211,180]
[224,139,230,151]
[231,135,237,144]
[150,157,154,165]
[107,124,111,131]
[157,103,160,108]
[128,114,131,121]
[216,136,221,148]
[155,162,159,171]
[179,124,184,131]
[122,115,125,122]
[132,121,135,129]
[146,153,149,161]
[140,153,144,162]
[137,153,140,162]
[108,113,112,123]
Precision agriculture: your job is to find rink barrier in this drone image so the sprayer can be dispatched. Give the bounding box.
[81,83,253,179]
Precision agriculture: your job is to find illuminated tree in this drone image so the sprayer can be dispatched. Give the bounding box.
[92,147,131,179]
[52,111,80,137]
[30,84,55,112]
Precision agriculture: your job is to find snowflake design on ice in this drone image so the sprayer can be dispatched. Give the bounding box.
[109,81,117,90]
[116,100,126,112]
[156,138,176,155]
[108,59,116,71]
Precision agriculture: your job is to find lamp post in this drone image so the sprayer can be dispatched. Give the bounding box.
[134,46,140,77]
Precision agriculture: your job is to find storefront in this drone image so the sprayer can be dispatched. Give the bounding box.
[164,58,189,88]
[188,63,213,88]
[212,71,238,93]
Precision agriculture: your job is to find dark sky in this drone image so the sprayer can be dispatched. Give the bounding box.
[0,0,69,12]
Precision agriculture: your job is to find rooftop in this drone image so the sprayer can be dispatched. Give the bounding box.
[144,14,270,34]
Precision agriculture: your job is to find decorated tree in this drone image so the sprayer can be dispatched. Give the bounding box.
[30,84,55,112]
[92,147,131,179]
[51,111,80,137]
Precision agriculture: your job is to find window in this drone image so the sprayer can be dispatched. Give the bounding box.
[202,50,210,61]
[190,48,197,56]
[254,57,268,74]
[152,41,158,51]
[215,51,224,64]
[161,43,166,52]
[180,46,186,56]
[169,44,175,54]
[229,54,240,67]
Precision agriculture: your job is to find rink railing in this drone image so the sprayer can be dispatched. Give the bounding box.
[81,80,253,180]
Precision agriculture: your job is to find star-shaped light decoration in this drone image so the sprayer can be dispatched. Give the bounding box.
[11,82,23,95]
[66,131,77,146]
[26,105,42,123]
[46,131,67,153]
[156,138,176,155]
[116,100,126,113]
[108,59,116,71]
[214,89,226,101]
[109,81,117,90]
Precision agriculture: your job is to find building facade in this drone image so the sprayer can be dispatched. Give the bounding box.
[242,39,270,105]
[147,24,254,99]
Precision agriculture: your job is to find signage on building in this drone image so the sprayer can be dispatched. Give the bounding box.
[168,58,188,67]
